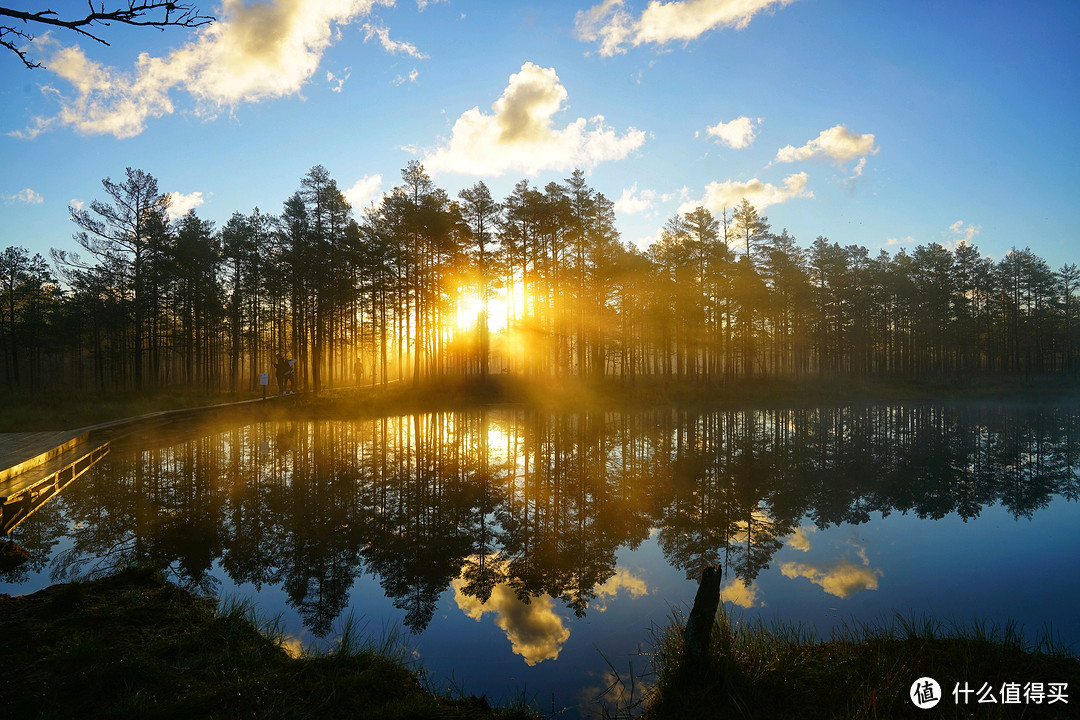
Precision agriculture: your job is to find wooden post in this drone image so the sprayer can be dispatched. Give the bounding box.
[683,564,723,666]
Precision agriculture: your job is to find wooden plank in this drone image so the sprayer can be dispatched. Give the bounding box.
[0,441,105,503]
[0,430,87,484]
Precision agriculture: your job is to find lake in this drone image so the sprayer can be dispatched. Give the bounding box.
[3,403,1079,717]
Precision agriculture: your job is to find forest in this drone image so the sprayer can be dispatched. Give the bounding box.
[2,162,1078,394]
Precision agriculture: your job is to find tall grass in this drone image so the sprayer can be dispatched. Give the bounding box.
[637,607,1080,719]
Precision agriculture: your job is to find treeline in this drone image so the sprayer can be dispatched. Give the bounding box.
[2,162,1078,393]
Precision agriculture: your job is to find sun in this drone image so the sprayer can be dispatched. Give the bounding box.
[453,289,511,334]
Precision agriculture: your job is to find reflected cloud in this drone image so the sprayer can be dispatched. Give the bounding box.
[786,525,815,552]
[280,635,305,658]
[580,668,654,713]
[780,546,881,599]
[592,567,649,611]
[719,576,760,608]
[452,576,570,666]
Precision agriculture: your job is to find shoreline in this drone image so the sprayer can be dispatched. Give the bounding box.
[4,375,1078,433]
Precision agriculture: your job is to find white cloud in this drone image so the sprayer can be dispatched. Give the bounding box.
[393,68,419,85]
[423,62,646,176]
[679,172,811,215]
[576,0,798,56]
[776,124,878,166]
[167,191,205,220]
[70,198,85,211]
[705,116,761,149]
[949,220,980,245]
[614,183,658,215]
[343,174,384,209]
[327,67,352,93]
[360,22,427,58]
[886,235,915,246]
[634,227,666,251]
[663,186,691,203]
[4,188,43,205]
[16,0,406,139]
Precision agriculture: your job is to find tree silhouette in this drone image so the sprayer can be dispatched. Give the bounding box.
[1,3,212,69]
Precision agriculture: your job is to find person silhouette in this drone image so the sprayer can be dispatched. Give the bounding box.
[274,354,288,394]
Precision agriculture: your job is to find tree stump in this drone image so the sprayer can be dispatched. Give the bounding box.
[682,563,722,667]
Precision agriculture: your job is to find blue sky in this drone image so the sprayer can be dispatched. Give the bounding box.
[2,0,1078,270]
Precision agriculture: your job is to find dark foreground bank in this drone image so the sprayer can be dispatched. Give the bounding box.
[0,568,537,720]
[641,608,1080,720]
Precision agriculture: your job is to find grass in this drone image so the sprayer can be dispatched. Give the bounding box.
[631,607,1080,719]
[0,566,541,720]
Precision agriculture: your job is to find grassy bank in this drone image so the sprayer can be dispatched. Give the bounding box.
[3,569,1078,719]
[3,375,1077,433]
[635,609,1080,719]
[0,567,537,720]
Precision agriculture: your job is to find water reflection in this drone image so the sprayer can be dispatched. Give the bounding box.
[7,404,1080,645]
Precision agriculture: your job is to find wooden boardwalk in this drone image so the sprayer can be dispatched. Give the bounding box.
[1,439,109,534]
[0,431,110,534]
[0,431,88,484]
[1,393,311,535]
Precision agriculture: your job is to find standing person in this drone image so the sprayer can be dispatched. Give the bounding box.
[285,355,297,393]
[274,354,287,395]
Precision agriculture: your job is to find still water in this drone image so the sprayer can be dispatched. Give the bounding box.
[3,404,1079,716]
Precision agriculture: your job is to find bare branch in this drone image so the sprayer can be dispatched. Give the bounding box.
[0,23,38,68]
[0,2,214,69]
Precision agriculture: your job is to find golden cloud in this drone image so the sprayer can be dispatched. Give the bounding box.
[780,547,882,599]
[453,576,570,666]
[592,567,650,611]
[20,0,404,138]
[786,525,815,553]
[719,576,760,608]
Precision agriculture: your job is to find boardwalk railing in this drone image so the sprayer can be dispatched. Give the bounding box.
[1,440,110,535]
